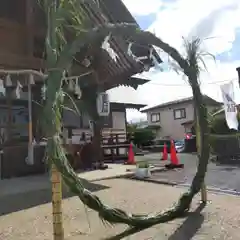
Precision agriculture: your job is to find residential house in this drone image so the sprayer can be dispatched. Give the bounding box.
[141,95,221,140]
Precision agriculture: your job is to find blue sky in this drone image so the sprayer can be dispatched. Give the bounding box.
[136,13,157,30]
[217,28,240,62]
[120,0,240,121]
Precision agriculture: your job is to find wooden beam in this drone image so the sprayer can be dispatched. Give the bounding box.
[0,53,45,70]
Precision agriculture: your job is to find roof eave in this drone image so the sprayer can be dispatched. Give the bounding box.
[141,95,222,113]
[123,103,147,110]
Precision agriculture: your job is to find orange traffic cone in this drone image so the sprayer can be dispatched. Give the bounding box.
[170,140,179,165]
[161,143,168,160]
[165,140,184,169]
[125,143,136,165]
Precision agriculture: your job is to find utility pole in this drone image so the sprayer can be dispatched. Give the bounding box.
[196,116,207,203]
[194,106,207,203]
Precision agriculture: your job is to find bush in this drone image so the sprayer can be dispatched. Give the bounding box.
[209,116,239,155]
[210,117,238,134]
[133,128,156,147]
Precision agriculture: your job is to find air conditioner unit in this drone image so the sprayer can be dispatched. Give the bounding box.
[96,92,110,117]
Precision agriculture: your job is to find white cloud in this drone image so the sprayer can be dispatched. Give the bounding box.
[123,0,240,121]
[149,0,240,53]
[121,0,162,16]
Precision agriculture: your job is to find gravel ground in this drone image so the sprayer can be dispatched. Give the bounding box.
[0,179,240,240]
[137,153,240,192]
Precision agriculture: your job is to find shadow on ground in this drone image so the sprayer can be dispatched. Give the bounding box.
[167,203,205,240]
[104,203,206,240]
[0,178,109,216]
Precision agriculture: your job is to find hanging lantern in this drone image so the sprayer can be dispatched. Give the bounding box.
[29,74,35,85]
[74,77,82,99]
[96,92,110,116]
[68,79,74,91]
[5,74,12,87]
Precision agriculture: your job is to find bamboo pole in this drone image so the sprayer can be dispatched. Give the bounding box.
[196,116,207,203]
[45,1,65,238]
[51,164,64,240]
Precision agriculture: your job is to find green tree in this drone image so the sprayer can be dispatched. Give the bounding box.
[133,128,156,146]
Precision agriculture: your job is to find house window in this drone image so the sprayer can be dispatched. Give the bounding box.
[151,113,160,123]
[173,108,186,120]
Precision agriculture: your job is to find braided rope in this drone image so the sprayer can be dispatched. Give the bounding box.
[47,134,204,227]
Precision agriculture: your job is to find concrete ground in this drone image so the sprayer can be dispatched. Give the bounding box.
[0,179,239,240]
[0,164,137,197]
[136,153,240,193]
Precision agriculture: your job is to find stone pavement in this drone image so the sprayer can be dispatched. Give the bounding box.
[0,179,239,240]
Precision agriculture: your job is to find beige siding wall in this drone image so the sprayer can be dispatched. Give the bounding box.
[147,102,194,140]
[146,102,220,140]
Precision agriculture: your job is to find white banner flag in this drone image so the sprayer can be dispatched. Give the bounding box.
[220,82,238,130]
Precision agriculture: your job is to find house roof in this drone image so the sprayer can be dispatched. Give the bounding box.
[120,103,146,110]
[103,76,150,90]
[76,0,162,85]
[100,0,162,65]
[2,1,162,88]
[141,95,221,113]
[181,120,194,126]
